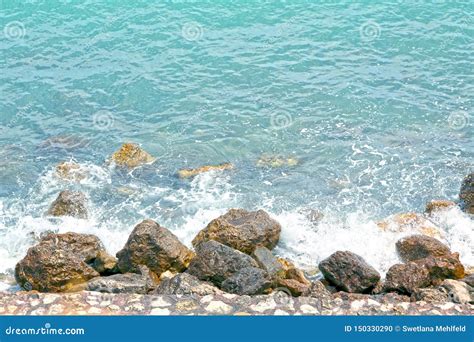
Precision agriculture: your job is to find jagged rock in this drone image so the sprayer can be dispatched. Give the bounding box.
[55,161,87,182]
[251,246,284,278]
[272,257,311,296]
[177,163,233,179]
[460,274,474,287]
[47,190,88,219]
[384,262,431,294]
[92,251,119,275]
[411,288,449,303]
[440,279,473,304]
[154,273,222,296]
[192,209,281,254]
[256,154,299,168]
[418,254,465,284]
[14,232,107,292]
[319,251,380,293]
[110,143,155,168]
[187,240,258,286]
[396,235,452,262]
[459,173,474,214]
[116,219,194,277]
[377,213,442,239]
[221,267,272,295]
[86,266,156,294]
[307,280,332,299]
[425,200,456,215]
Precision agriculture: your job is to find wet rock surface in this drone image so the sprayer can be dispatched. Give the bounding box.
[177,163,233,179]
[187,240,259,286]
[110,143,155,168]
[396,235,452,262]
[192,209,281,254]
[377,213,442,239]
[319,251,380,293]
[459,172,474,214]
[47,190,88,219]
[116,219,194,276]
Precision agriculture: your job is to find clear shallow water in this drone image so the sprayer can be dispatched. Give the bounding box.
[1,1,473,289]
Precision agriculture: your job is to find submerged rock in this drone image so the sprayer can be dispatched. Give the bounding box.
[384,262,431,294]
[425,200,456,215]
[192,208,281,254]
[86,266,156,294]
[154,273,223,296]
[221,267,272,295]
[396,235,452,263]
[116,219,194,277]
[177,163,233,179]
[256,154,299,168]
[319,251,380,293]
[15,233,104,292]
[440,279,473,304]
[47,190,88,219]
[110,143,155,168]
[377,213,442,239]
[459,173,474,214]
[187,240,259,286]
[55,161,87,182]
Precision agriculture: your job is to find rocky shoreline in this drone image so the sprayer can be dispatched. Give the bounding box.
[2,144,474,316]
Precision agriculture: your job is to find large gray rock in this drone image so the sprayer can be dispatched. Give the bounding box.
[440,279,473,304]
[251,246,284,278]
[384,262,431,294]
[15,233,104,292]
[192,209,281,254]
[153,273,222,296]
[86,266,156,294]
[47,190,88,219]
[187,240,259,286]
[459,173,474,214]
[319,251,380,293]
[116,219,194,276]
[396,235,452,262]
[221,267,272,295]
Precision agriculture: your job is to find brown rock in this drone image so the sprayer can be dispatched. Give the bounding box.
[192,208,281,254]
[55,161,86,182]
[177,163,234,179]
[319,251,381,293]
[92,250,118,275]
[276,278,310,296]
[411,287,449,303]
[111,143,155,168]
[116,219,194,276]
[425,200,456,215]
[14,232,106,292]
[384,262,431,294]
[47,190,88,219]
[396,235,452,262]
[417,254,465,284]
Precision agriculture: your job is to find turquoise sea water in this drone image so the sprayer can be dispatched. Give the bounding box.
[1,1,473,287]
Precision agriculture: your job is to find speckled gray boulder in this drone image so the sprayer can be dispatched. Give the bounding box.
[86,266,156,294]
[251,246,284,278]
[411,288,449,303]
[221,267,272,295]
[154,273,223,296]
[384,262,431,294]
[319,251,380,293]
[459,173,474,214]
[187,240,259,286]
